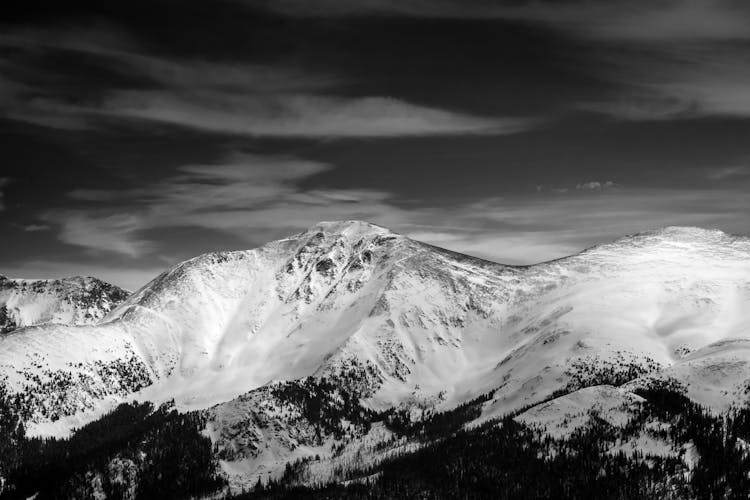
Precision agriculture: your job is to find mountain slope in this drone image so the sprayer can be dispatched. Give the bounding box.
[0,275,129,334]
[1,221,749,488]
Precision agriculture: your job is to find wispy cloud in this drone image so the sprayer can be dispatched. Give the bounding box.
[572,35,750,121]
[50,154,406,257]
[535,181,620,194]
[46,212,153,258]
[69,154,331,209]
[22,224,51,232]
[263,0,750,42]
[0,27,528,138]
[577,94,694,121]
[99,92,520,138]
[657,58,750,118]
[256,1,750,123]
[517,0,750,43]
[576,0,750,42]
[575,181,620,191]
[707,166,750,180]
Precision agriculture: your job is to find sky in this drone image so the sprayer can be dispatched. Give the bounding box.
[2,0,750,290]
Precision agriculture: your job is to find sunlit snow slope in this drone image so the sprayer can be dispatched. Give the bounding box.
[1,222,749,440]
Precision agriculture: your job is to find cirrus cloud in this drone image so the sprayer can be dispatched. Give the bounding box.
[260,0,750,43]
[47,153,406,258]
[99,91,523,138]
[0,27,530,138]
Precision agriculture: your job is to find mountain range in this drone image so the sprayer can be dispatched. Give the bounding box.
[1,221,750,497]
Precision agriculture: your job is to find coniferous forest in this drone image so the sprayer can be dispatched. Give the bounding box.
[0,386,225,500]
[235,383,750,500]
[2,381,750,499]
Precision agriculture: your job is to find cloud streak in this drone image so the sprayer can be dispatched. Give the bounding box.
[707,166,750,180]
[100,92,520,138]
[576,39,750,120]
[50,154,404,257]
[47,212,153,258]
[517,0,750,43]
[262,0,750,42]
[253,1,750,123]
[575,181,619,191]
[0,28,528,138]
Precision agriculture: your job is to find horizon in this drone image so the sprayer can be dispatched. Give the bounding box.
[1,219,740,290]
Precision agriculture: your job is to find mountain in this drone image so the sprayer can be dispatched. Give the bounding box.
[1,221,750,494]
[0,275,129,334]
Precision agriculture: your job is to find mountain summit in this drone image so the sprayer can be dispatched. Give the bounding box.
[1,222,750,488]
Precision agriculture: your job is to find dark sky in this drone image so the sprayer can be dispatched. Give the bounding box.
[2,0,750,289]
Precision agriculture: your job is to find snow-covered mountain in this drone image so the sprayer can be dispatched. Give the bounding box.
[0,275,129,334]
[1,221,749,489]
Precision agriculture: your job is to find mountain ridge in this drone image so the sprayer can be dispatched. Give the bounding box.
[0,275,129,334]
[1,221,750,489]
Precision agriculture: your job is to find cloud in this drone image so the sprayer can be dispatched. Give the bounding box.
[70,154,331,210]
[257,1,750,124]
[577,94,695,121]
[99,92,521,138]
[259,2,750,124]
[262,0,750,42]
[577,0,750,42]
[707,166,750,180]
[52,153,408,257]
[578,41,750,120]
[22,224,51,232]
[509,0,750,43]
[465,188,750,231]
[45,212,153,258]
[535,182,619,193]
[655,60,750,118]
[0,27,528,138]
[575,181,619,191]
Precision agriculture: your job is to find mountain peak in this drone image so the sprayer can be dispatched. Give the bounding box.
[304,220,394,238]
